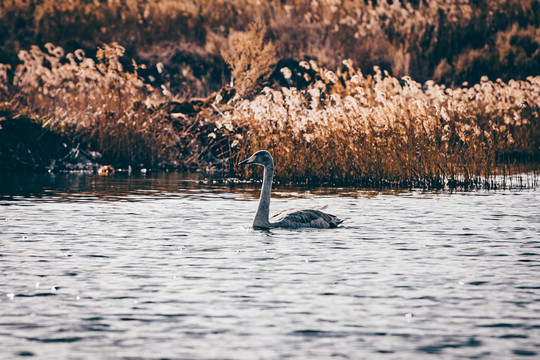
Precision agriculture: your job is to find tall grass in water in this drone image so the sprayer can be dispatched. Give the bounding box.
[1,42,538,186]
[224,62,539,186]
[11,43,184,168]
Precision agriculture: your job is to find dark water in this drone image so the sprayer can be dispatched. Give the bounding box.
[1,173,539,359]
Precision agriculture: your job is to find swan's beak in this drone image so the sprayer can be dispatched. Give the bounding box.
[238,155,254,165]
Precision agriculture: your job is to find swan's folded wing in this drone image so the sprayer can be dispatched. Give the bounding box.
[271,208,343,228]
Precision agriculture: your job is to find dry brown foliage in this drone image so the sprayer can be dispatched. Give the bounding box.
[1,42,538,185]
[9,43,189,168]
[1,0,538,90]
[220,61,539,186]
[1,0,539,187]
[221,20,278,98]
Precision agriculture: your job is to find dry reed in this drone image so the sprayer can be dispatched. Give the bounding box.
[1,0,538,90]
[0,0,539,186]
[7,42,203,168]
[222,62,539,186]
[1,42,538,185]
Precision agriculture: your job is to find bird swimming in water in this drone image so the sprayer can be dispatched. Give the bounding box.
[238,150,343,229]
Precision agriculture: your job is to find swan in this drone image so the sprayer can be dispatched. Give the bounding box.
[238,150,343,229]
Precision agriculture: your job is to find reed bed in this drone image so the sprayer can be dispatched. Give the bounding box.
[223,62,539,186]
[1,42,538,186]
[1,0,539,187]
[5,43,214,169]
[0,39,540,187]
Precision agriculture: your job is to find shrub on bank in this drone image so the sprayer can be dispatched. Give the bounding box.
[0,102,68,171]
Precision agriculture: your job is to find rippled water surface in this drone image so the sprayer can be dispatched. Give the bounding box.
[1,173,539,359]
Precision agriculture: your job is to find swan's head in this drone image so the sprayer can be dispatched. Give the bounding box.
[238,150,273,167]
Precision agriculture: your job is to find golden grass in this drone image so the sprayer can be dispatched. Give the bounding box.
[0,0,539,186]
[223,62,539,186]
[7,43,201,168]
[221,20,277,98]
[1,42,538,185]
[1,0,538,88]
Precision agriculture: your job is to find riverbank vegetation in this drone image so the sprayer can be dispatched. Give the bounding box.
[0,0,538,187]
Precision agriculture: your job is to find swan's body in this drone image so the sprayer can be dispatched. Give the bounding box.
[238,150,343,229]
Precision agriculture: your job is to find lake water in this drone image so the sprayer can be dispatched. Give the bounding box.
[1,173,539,359]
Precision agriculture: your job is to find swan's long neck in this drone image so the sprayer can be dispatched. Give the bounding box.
[253,161,274,228]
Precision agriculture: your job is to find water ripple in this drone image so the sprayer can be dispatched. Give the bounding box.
[0,174,538,359]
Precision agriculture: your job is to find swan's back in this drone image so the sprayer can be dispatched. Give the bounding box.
[270,208,343,229]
